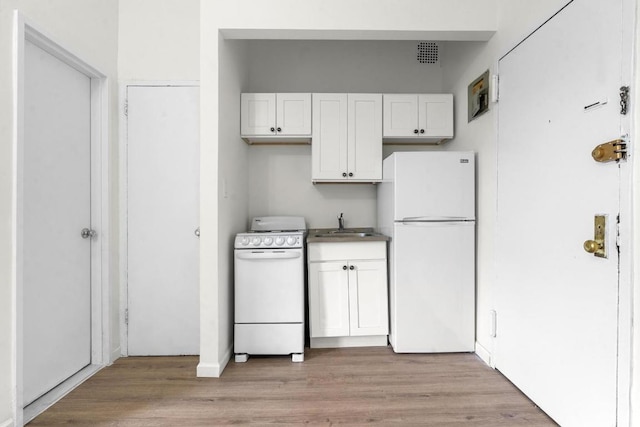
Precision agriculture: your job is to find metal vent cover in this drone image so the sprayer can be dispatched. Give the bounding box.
[417,42,439,64]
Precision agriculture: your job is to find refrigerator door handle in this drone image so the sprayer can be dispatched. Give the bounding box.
[401,216,475,223]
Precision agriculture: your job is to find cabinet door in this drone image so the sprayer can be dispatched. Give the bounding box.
[417,94,453,138]
[312,94,348,181]
[308,261,350,338]
[241,93,276,136]
[276,93,311,135]
[382,94,418,137]
[347,94,382,181]
[348,260,389,336]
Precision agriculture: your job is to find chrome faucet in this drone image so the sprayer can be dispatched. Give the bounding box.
[338,213,345,231]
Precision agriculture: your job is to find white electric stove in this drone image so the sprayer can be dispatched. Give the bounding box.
[233,216,306,363]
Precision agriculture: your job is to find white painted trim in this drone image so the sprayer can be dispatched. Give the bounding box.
[196,344,231,378]
[118,81,199,357]
[474,341,492,367]
[0,418,14,427]
[11,12,25,427]
[219,28,495,41]
[616,1,635,425]
[12,11,111,423]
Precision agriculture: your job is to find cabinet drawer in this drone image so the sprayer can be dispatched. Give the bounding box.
[308,241,386,262]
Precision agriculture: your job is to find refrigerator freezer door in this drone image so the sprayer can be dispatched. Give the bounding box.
[391,151,475,221]
[389,221,475,353]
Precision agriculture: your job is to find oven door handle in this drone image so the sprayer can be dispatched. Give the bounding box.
[236,251,302,260]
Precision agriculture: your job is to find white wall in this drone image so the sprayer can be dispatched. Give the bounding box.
[217,0,497,41]
[201,0,498,377]
[198,11,251,375]
[118,0,199,81]
[0,1,119,424]
[440,0,571,363]
[246,40,445,228]
[214,38,250,372]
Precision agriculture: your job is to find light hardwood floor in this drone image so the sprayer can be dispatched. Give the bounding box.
[29,347,556,426]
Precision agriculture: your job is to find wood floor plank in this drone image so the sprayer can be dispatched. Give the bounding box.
[28,347,556,426]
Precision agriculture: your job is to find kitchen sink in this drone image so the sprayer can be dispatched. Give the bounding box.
[313,231,375,238]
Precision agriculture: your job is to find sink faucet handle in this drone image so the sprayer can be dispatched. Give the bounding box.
[338,213,345,230]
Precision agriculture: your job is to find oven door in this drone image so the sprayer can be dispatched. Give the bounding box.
[234,248,304,323]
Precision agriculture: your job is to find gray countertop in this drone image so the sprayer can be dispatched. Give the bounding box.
[306,227,390,243]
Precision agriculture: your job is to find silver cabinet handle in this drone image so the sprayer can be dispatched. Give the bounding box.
[195,227,200,237]
[81,228,96,239]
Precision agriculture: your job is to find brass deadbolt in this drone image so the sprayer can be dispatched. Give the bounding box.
[592,147,606,161]
[591,139,626,163]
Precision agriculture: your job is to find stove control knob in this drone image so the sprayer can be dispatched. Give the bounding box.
[240,237,250,246]
[263,237,273,246]
[275,236,285,246]
[252,237,262,246]
[286,236,297,246]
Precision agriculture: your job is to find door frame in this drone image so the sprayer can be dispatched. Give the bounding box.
[118,81,199,356]
[12,12,111,425]
[493,0,635,424]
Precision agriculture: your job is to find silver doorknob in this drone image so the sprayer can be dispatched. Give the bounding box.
[81,228,96,239]
[194,227,200,237]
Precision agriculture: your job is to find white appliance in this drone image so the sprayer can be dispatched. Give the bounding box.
[377,152,475,353]
[234,216,306,362]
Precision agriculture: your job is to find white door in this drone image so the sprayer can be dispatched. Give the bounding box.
[347,94,382,181]
[312,94,348,180]
[23,40,92,405]
[417,94,453,138]
[276,93,311,135]
[382,94,418,137]
[348,260,388,336]
[391,222,475,353]
[308,261,350,338]
[240,93,276,136]
[234,249,304,323]
[126,85,200,356]
[496,1,624,425]
[392,152,475,221]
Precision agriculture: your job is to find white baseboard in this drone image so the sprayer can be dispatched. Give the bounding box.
[111,346,121,364]
[197,344,232,378]
[475,341,493,367]
[0,418,14,427]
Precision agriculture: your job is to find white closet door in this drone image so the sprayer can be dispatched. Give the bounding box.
[127,85,200,356]
[23,40,92,405]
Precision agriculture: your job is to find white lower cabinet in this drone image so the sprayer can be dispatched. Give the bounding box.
[308,241,389,348]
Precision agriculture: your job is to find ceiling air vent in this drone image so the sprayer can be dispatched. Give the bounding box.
[417,42,439,64]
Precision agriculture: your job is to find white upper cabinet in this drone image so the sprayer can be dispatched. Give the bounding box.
[312,93,382,183]
[383,94,453,143]
[241,93,311,143]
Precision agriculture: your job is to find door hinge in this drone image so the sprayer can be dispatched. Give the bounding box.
[125,308,129,325]
[620,86,629,115]
[616,214,621,251]
[591,138,627,163]
[124,100,128,117]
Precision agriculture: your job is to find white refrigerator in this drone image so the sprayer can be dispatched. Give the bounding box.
[377,151,475,353]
